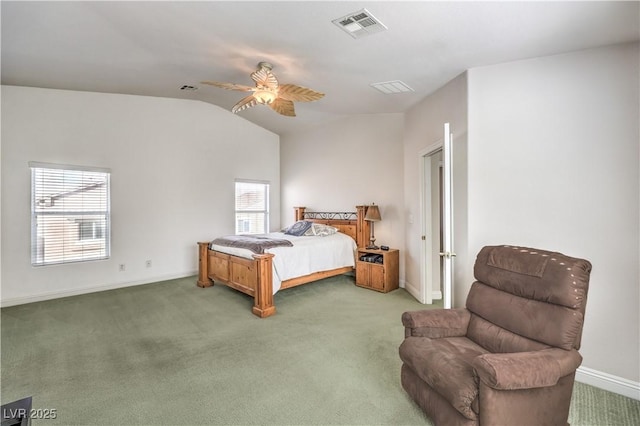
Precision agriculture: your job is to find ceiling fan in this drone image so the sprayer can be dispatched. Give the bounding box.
[201,62,324,117]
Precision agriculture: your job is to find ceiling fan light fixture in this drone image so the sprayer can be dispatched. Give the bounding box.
[201,62,323,117]
[253,89,277,104]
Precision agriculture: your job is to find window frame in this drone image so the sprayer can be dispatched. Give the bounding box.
[30,161,111,266]
[234,179,270,235]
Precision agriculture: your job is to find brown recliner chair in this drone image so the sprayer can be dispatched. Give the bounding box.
[399,245,591,426]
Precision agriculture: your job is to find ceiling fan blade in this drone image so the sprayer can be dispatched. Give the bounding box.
[231,95,258,114]
[277,84,324,102]
[270,98,296,117]
[201,81,255,92]
[251,67,279,90]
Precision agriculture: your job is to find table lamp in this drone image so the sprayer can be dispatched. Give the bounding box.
[364,203,381,249]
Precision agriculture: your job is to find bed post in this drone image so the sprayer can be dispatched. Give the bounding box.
[356,205,370,249]
[294,206,306,221]
[197,242,213,287]
[252,253,276,318]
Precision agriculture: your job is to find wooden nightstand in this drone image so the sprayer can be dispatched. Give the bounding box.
[355,248,399,293]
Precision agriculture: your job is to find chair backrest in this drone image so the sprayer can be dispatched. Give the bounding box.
[466,245,591,353]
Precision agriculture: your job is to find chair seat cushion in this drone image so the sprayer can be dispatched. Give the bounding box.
[399,336,488,420]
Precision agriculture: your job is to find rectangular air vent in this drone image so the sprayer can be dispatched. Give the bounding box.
[332,8,387,39]
[370,80,414,94]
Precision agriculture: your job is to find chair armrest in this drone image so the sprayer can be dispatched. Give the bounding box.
[473,348,583,390]
[402,308,471,338]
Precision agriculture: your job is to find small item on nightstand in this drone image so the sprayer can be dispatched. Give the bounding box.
[380,245,389,251]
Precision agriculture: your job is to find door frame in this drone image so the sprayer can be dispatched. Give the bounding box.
[418,141,444,305]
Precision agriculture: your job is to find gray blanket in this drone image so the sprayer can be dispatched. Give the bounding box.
[210,235,293,254]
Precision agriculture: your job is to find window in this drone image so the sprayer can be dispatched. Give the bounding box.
[30,162,111,266]
[77,219,105,241]
[235,180,269,235]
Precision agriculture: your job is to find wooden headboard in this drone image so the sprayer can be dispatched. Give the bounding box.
[293,206,370,249]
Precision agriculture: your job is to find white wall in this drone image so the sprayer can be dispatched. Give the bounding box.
[467,42,639,384]
[280,113,405,274]
[403,72,468,304]
[1,86,280,306]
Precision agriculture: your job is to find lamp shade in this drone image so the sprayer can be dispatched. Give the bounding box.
[365,204,381,222]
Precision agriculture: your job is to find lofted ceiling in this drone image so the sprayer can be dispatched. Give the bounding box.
[2,1,639,136]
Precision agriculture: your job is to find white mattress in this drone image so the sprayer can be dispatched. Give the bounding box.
[209,232,357,293]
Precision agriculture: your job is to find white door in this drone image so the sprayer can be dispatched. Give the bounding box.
[440,123,455,309]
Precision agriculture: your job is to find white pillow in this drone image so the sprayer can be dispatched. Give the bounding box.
[307,223,339,237]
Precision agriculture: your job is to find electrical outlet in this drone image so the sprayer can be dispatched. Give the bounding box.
[145,260,152,268]
[119,264,126,272]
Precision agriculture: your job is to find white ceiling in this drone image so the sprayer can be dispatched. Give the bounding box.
[2,1,638,136]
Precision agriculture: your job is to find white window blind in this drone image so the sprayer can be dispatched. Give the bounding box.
[30,162,111,266]
[235,180,269,235]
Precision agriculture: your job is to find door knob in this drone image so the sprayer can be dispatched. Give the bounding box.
[439,252,457,258]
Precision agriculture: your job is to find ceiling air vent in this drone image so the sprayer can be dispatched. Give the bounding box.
[332,8,387,39]
[371,80,414,94]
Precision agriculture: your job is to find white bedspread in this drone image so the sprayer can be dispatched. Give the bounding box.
[209,232,357,293]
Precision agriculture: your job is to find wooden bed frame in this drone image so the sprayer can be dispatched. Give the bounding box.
[197,206,370,318]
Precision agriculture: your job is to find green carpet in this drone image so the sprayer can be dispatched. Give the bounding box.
[1,275,639,425]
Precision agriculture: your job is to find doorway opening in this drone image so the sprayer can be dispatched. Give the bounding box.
[419,123,454,308]
[420,148,443,304]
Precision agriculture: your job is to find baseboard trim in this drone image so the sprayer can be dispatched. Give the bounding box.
[0,271,198,308]
[401,280,444,304]
[401,280,423,303]
[576,366,640,400]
